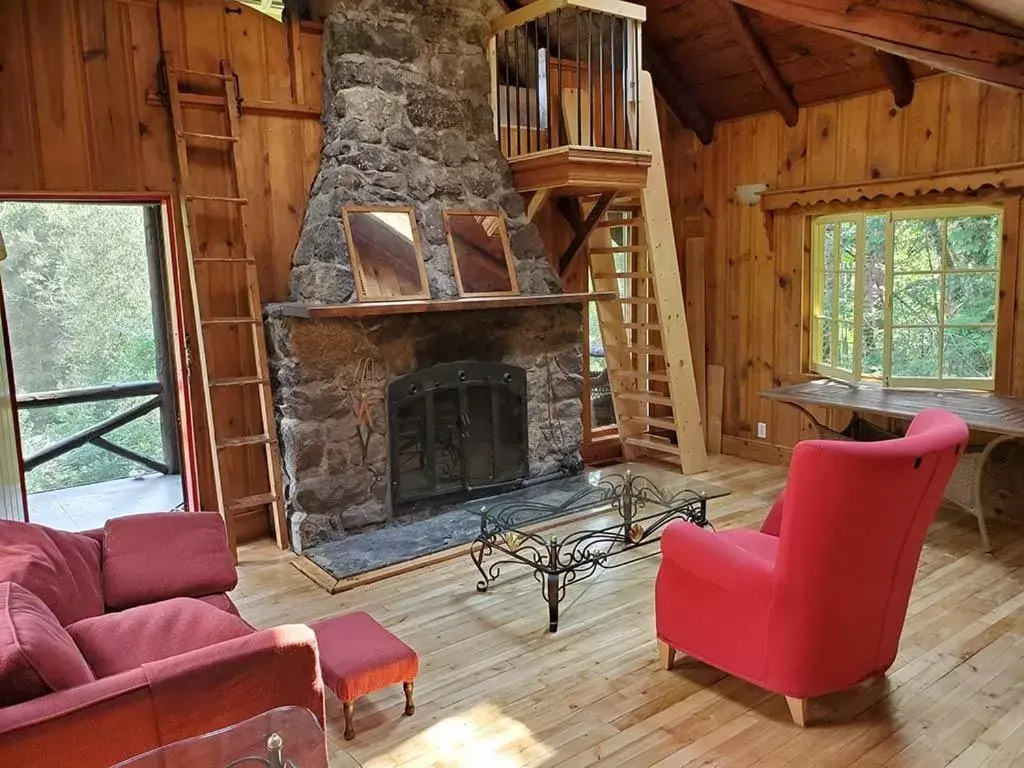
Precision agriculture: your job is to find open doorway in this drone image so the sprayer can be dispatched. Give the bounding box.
[0,200,187,531]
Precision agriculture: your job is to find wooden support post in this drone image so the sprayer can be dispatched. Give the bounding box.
[559,192,616,275]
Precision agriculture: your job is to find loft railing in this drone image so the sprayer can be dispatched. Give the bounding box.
[489,0,646,159]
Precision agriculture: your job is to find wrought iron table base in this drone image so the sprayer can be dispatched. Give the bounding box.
[470,471,712,632]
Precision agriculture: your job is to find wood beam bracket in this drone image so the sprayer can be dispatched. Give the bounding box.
[717,0,798,127]
[642,43,715,145]
[875,51,915,109]
[558,192,616,275]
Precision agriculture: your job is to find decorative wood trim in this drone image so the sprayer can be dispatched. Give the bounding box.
[721,435,793,465]
[760,162,1024,213]
[490,0,646,35]
[507,145,652,194]
[274,292,612,319]
[715,0,798,127]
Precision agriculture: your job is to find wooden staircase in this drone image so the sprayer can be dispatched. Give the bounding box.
[588,72,707,474]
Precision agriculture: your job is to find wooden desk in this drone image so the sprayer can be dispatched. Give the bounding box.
[761,380,1024,553]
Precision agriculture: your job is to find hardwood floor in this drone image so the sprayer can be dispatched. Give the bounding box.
[231,455,1024,768]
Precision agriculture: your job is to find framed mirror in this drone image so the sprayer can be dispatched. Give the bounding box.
[444,210,519,297]
[342,206,430,302]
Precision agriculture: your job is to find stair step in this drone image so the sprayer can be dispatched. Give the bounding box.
[610,370,670,383]
[618,390,673,407]
[622,322,661,331]
[169,66,232,81]
[229,492,280,511]
[625,435,680,457]
[210,376,269,387]
[179,131,238,143]
[186,194,248,204]
[623,415,677,431]
[193,257,256,264]
[202,317,259,325]
[590,245,647,254]
[599,296,656,305]
[606,344,666,356]
[591,271,652,280]
[597,217,644,228]
[217,434,272,449]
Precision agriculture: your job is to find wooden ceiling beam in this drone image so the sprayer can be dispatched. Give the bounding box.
[875,51,915,108]
[715,0,798,127]
[643,43,715,145]
[728,0,1024,91]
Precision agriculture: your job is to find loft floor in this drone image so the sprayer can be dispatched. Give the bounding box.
[231,455,1024,768]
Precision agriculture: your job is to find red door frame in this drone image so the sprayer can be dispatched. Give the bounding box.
[0,192,200,513]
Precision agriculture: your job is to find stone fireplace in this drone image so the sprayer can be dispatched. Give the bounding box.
[265,0,585,553]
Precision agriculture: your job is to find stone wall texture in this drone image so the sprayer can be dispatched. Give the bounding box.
[265,306,584,552]
[290,0,560,303]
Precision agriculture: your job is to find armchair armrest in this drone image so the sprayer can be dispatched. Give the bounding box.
[102,512,236,609]
[761,489,786,537]
[0,626,325,768]
[660,522,775,598]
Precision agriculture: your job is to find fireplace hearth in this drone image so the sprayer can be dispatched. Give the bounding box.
[388,361,528,509]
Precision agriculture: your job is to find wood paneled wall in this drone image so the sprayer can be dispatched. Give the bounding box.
[684,74,1024,461]
[0,0,324,539]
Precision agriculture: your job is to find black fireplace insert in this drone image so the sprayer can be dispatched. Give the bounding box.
[387,361,529,509]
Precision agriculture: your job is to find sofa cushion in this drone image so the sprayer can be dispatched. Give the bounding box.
[102,512,237,610]
[0,521,104,626]
[68,597,252,678]
[0,582,95,706]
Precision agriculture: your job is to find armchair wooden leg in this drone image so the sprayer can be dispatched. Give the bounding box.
[785,696,808,727]
[658,640,677,671]
[343,700,356,740]
[403,680,415,716]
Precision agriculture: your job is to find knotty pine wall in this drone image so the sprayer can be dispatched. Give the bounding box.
[682,74,1024,463]
[0,0,324,539]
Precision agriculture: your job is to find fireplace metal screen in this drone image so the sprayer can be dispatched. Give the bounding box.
[388,361,529,508]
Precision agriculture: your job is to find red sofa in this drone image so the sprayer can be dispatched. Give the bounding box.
[0,512,325,767]
[655,409,968,726]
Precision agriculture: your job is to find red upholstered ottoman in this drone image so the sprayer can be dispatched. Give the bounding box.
[310,611,419,740]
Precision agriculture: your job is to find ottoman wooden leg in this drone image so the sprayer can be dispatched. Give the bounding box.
[404,681,415,716]
[343,700,356,740]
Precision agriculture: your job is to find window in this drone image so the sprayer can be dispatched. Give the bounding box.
[811,205,1003,390]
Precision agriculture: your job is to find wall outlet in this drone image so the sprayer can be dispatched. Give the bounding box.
[756,422,767,439]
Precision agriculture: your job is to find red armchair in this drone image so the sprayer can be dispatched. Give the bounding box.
[655,409,968,725]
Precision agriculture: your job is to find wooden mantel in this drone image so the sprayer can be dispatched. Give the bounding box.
[273,292,614,319]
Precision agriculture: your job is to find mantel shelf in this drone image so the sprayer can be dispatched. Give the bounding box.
[273,292,615,319]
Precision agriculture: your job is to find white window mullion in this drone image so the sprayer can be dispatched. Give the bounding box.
[853,212,865,381]
[882,213,895,386]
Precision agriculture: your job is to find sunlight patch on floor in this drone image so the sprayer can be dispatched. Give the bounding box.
[360,703,549,768]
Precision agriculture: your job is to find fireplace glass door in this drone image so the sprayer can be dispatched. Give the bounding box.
[388,362,528,508]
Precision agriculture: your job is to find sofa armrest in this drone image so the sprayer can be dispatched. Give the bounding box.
[0,626,325,768]
[103,512,237,609]
[660,522,774,597]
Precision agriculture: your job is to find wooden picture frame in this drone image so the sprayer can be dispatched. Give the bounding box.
[443,210,520,297]
[341,205,430,302]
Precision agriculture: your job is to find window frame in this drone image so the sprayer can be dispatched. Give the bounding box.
[809,203,1004,391]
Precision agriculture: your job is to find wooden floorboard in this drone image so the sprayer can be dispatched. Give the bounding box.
[231,455,1024,768]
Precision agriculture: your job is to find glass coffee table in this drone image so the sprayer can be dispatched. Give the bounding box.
[469,467,729,632]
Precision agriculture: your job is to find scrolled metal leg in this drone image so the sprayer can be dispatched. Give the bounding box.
[470,537,490,592]
[546,571,559,633]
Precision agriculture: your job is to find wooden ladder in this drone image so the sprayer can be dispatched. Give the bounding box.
[163,59,287,555]
[588,76,708,475]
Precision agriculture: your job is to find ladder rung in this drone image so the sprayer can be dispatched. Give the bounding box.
[169,66,232,81]
[592,271,651,280]
[229,492,280,511]
[622,322,661,331]
[597,217,644,228]
[193,257,257,264]
[186,194,248,204]
[623,415,677,431]
[619,390,674,407]
[625,435,681,457]
[610,370,670,383]
[210,376,269,387]
[179,131,238,143]
[202,317,259,325]
[599,296,657,304]
[606,344,666,356]
[217,434,272,449]
[589,246,643,256]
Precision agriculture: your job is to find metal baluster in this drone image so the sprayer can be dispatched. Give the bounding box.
[587,10,593,147]
[598,13,605,147]
[557,8,563,147]
[576,12,581,146]
[515,28,521,156]
[634,20,640,148]
[505,29,512,156]
[545,12,552,150]
[622,18,630,149]
[534,19,541,151]
[610,16,617,149]
[526,23,533,154]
